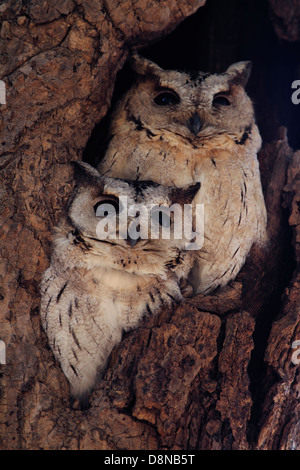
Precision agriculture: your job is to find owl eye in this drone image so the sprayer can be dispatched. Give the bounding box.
[213,93,231,107]
[154,90,180,106]
[151,208,171,228]
[94,198,120,217]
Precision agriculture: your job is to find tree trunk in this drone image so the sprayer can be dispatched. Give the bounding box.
[0,0,299,450]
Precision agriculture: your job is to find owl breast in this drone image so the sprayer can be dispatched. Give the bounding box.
[99,123,267,294]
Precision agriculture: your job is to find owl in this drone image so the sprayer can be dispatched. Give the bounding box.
[40,161,199,409]
[98,54,268,294]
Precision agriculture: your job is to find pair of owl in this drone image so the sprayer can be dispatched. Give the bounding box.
[40,54,267,409]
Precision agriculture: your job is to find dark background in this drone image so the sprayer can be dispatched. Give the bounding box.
[84,0,300,166]
[141,0,300,150]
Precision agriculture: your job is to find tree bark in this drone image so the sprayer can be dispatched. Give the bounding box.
[0,0,299,450]
[269,0,300,41]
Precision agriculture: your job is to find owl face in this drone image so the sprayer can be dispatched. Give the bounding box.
[118,55,254,143]
[66,162,200,275]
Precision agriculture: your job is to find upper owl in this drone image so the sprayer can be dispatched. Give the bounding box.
[98,55,267,295]
[98,54,257,165]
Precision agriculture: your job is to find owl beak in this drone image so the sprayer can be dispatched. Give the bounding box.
[127,235,140,248]
[187,112,203,136]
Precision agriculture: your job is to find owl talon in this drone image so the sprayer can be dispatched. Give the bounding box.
[180,279,194,298]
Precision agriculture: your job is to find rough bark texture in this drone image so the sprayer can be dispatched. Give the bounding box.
[0,0,299,450]
[269,0,300,41]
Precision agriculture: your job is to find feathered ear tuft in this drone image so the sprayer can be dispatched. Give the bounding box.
[130,53,164,77]
[171,182,201,205]
[72,161,101,185]
[225,61,252,87]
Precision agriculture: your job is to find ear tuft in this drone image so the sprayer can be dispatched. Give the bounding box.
[130,53,164,77]
[72,161,101,184]
[226,61,252,87]
[171,182,201,205]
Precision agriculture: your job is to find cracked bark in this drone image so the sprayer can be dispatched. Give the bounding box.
[0,0,300,450]
[268,0,300,41]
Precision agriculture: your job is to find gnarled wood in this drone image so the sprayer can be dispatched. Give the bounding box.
[0,0,299,450]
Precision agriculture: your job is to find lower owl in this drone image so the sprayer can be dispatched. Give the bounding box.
[98,55,268,294]
[40,162,199,408]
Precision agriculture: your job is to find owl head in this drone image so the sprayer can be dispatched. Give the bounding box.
[63,162,200,276]
[112,54,255,143]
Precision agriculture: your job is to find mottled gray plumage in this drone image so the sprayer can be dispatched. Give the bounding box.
[40,162,199,408]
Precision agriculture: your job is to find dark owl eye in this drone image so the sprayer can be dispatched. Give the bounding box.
[154,90,180,106]
[213,94,231,107]
[94,198,120,217]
